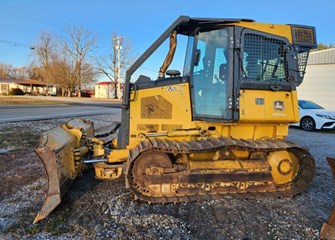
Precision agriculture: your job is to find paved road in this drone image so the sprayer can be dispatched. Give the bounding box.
[0,103,121,123]
[24,96,122,105]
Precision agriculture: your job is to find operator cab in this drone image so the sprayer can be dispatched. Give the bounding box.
[126,17,316,124]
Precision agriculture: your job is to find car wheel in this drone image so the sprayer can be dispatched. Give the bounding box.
[300,116,315,131]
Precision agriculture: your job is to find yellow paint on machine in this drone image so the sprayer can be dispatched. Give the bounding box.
[126,83,299,149]
[239,89,299,122]
[233,22,293,43]
[128,83,194,148]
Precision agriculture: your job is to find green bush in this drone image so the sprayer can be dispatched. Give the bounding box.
[9,88,25,95]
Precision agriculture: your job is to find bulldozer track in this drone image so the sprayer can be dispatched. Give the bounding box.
[127,137,315,203]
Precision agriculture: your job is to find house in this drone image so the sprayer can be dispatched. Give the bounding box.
[17,79,47,95]
[94,82,114,98]
[0,78,20,95]
[298,48,335,109]
[48,85,62,96]
[0,78,47,95]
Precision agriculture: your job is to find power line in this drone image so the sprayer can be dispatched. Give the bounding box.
[0,2,113,43]
[0,2,68,27]
[0,39,35,50]
[0,21,41,34]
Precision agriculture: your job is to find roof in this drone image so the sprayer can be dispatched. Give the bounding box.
[0,78,20,83]
[17,79,47,86]
[96,81,113,85]
[308,48,335,65]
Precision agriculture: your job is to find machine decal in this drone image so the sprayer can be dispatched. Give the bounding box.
[274,101,284,111]
[141,95,172,119]
[165,85,184,95]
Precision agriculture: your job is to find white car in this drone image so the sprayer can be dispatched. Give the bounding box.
[291,100,335,131]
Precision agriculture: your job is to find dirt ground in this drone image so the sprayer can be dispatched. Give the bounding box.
[0,114,334,239]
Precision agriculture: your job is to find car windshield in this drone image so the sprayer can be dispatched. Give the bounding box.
[298,100,324,110]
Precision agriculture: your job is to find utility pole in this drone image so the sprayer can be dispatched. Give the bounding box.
[113,36,123,99]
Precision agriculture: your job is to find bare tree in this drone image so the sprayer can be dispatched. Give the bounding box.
[317,42,335,51]
[0,63,13,78]
[62,26,97,97]
[9,66,30,80]
[96,33,134,98]
[32,28,97,97]
[27,65,45,81]
[52,55,77,97]
[0,63,32,80]
[33,32,57,84]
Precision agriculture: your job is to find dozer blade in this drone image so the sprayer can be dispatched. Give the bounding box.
[320,156,335,239]
[33,118,93,224]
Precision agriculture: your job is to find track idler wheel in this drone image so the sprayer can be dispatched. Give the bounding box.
[131,151,173,196]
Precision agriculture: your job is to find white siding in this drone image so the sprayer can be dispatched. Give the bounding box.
[298,64,335,110]
[308,48,335,65]
[0,82,19,95]
[94,84,115,98]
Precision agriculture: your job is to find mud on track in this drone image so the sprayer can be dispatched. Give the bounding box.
[0,114,334,239]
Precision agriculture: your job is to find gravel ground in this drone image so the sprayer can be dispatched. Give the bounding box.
[0,114,334,239]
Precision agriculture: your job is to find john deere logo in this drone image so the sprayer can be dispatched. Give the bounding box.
[274,101,284,111]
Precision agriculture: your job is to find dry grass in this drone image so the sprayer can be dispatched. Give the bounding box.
[0,96,69,105]
[0,96,122,105]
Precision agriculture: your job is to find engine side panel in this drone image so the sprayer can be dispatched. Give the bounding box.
[128,82,193,148]
[239,89,299,123]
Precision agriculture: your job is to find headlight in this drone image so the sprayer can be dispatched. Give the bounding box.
[316,114,335,120]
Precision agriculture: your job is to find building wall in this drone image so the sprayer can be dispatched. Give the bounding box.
[95,84,115,98]
[19,85,47,94]
[0,82,48,95]
[0,82,18,95]
[0,83,9,95]
[297,64,335,110]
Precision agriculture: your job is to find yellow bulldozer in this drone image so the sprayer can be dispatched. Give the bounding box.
[34,16,318,226]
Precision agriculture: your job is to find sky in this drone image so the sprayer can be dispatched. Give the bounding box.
[0,0,334,75]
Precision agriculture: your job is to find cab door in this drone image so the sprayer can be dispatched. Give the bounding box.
[190,27,235,122]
